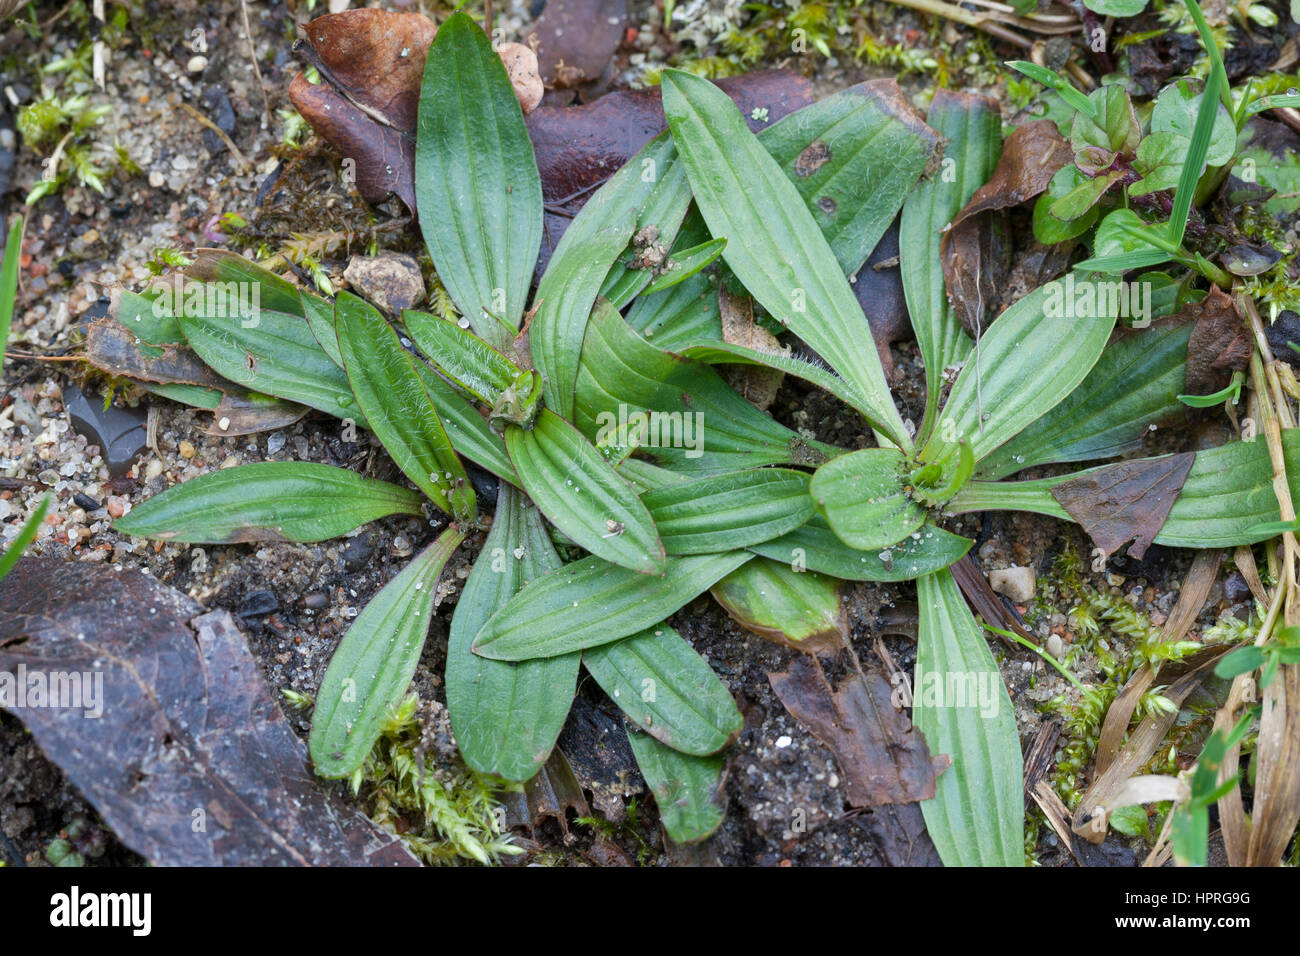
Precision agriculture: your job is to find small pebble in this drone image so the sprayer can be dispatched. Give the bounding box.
[178,440,196,459]
[1046,633,1064,660]
[775,735,792,749]
[105,496,128,519]
[989,565,1035,604]
[73,492,102,511]
[187,55,209,73]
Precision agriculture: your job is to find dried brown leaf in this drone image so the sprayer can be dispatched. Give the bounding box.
[1184,284,1250,396]
[1050,452,1195,560]
[0,559,418,866]
[768,655,948,807]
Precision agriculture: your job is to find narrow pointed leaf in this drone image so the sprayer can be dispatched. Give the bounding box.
[900,91,996,439]
[915,569,1023,866]
[310,528,465,778]
[300,291,343,368]
[403,309,522,404]
[114,462,422,544]
[584,624,742,755]
[335,292,474,520]
[1,217,22,379]
[507,409,665,574]
[641,237,727,295]
[627,728,726,844]
[809,447,925,550]
[411,360,518,486]
[472,551,752,661]
[415,12,541,344]
[447,485,578,781]
[661,69,908,451]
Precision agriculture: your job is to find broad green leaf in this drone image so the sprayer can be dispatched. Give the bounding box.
[446,485,578,781]
[711,557,842,650]
[924,275,1117,464]
[0,494,50,583]
[978,320,1191,478]
[900,91,996,441]
[506,409,665,574]
[472,550,752,661]
[1130,131,1191,197]
[1070,85,1140,157]
[750,516,972,581]
[178,307,367,425]
[1033,166,1100,245]
[641,237,727,295]
[642,468,814,554]
[114,462,423,544]
[335,292,474,520]
[0,217,22,378]
[1048,169,1124,219]
[758,81,941,275]
[1084,0,1147,14]
[415,12,541,345]
[112,288,185,346]
[575,300,823,474]
[310,528,464,777]
[915,568,1023,866]
[809,447,925,550]
[584,624,742,755]
[661,69,909,452]
[626,728,726,843]
[403,309,522,404]
[1151,79,1237,168]
[1215,646,1266,679]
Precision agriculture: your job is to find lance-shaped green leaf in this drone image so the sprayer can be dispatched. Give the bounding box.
[809,447,925,550]
[403,309,521,404]
[177,307,366,426]
[625,267,723,353]
[0,494,50,583]
[472,550,752,661]
[750,516,972,582]
[1,217,22,379]
[661,69,909,452]
[114,461,422,544]
[506,409,664,574]
[950,431,1300,549]
[923,274,1117,465]
[446,485,578,781]
[584,624,742,755]
[415,12,541,345]
[627,728,726,844]
[711,557,843,652]
[300,291,343,368]
[900,90,997,441]
[575,300,827,474]
[915,568,1023,866]
[411,360,518,487]
[310,528,464,778]
[335,293,474,521]
[185,248,306,317]
[978,321,1191,479]
[683,341,881,425]
[641,237,727,296]
[642,468,814,554]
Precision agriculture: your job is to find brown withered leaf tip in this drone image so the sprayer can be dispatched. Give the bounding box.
[0,559,418,867]
[1050,452,1196,560]
[768,655,949,808]
[1183,284,1250,397]
[940,118,1070,337]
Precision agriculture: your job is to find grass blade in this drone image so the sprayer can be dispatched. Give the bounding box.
[0,217,22,381]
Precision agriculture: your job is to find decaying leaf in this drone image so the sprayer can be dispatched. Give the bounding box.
[84,317,230,390]
[947,554,1033,641]
[1050,452,1195,559]
[940,120,1070,336]
[0,559,418,867]
[768,655,948,807]
[852,221,910,379]
[718,284,785,410]
[500,746,590,840]
[532,0,627,88]
[1183,284,1250,396]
